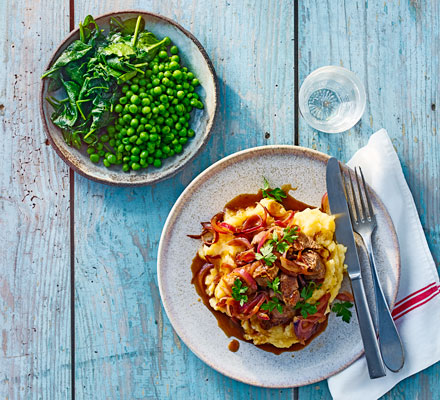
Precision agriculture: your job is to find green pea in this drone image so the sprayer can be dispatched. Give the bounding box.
[158,104,166,113]
[140,132,148,141]
[141,98,151,106]
[115,104,123,113]
[170,45,178,54]
[152,107,159,114]
[107,154,117,164]
[117,144,125,153]
[130,84,139,93]
[153,159,162,168]
[126,90,134,98]
[162,145,171,154]
[158,71,164,79]
[129,104,138,114]
[149,133,159,142]
[179,137,188,145]
[131,147,141,155]
[140,159,147,167]
[176,90,185,99]
[158,64,165,72]
[147,156,154,164]
[129,135,138,143]
[174,144,183,153]
[170,55,180,63]
[191,78,200,86]
[133,77,140,84]
[125,144,133,151]
[188,129,195,138]
[169,149,175,157]
[136,138,143,145]
[87,147,95,155]
[136,124,145,133]
[122,137,130,145]
[103,159,110,167]
[169,61,179,70]
[123,114,132,123]
[130,118,139,128]
[187,72,195,80]
[132,163,141,171]
[127,127,135,136]
[122,163,130,172]
[122,85,129,93]
[142,106,151,114]
[139,78,147,86]
[173,70,183,80]
[119,97,128,105]
[109,139,116,147]
[164,71,172,78]
[130,95,140,105]
[160,94,168,103]
[153,86,162,96]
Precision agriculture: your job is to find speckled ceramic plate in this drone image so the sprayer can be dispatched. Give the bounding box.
[157,146,400,388]
[40,11,218,186]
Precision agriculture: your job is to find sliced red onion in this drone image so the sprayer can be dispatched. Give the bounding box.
[257,312,270,320]
[205,254,221,264]
[211,212,235,234]
[275,210,295,227]
[240,214,264,234]
[233,267,257,291]
[235,249,256,266]
[256,229,273,253]
[335,291,354,302]
[227,237,253,249]
[197,263,214,289]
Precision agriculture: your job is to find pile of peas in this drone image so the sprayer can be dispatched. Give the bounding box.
[87,43,204,172]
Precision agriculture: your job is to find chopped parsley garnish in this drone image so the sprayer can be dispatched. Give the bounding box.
[261,296,283,313]
[231,278,248,306]
[294,282,321,319]
[262,177,287,202]
[269,226,299,253]
[332,301,354,323]
[267,276,281,295]
[255,242,277,266]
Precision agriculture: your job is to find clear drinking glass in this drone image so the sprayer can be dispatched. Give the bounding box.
[299,66,366,133]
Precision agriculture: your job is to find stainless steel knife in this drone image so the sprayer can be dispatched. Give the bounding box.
[326,157,386,379]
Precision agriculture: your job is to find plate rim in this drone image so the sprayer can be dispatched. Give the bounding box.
[157,144,401,388]
[39,9,219,186]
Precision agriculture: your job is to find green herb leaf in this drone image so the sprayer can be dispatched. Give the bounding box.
[255,242,277,266]
[231,279,248,306]
[267,277,282,295]
[261,296,283,313]
[261,177,287,202]
[332,301,353,323]
[294,282,321,318]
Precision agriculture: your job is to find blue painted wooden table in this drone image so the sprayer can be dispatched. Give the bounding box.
[1,0,439,398]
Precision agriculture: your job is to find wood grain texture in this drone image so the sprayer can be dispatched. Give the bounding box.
[298,0,440,399]
[0,0,71,398]
[73,0,296,398]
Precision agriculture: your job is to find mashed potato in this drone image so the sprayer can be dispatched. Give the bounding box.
[196,196,347,348]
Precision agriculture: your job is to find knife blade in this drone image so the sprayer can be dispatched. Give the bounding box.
[326,157,386,379]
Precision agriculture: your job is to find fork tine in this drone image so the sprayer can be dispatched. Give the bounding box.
[359,167,374,219]
[349,169,361,222]
[342,170,356,223]
[354,167,368,221]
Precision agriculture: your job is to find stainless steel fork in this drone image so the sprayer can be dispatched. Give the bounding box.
[344,166,405,372]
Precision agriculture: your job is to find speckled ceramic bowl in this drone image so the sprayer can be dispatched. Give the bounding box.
[158,145,400,388]
[40,11,218,186]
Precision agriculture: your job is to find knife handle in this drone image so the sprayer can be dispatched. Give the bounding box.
[350,276,386,379]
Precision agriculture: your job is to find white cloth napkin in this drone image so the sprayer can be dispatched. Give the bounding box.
[327,129,440,400]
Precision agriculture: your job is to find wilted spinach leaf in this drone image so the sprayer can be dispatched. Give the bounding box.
[41,40,93,78]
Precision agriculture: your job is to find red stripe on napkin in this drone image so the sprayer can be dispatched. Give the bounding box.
[393,289,440,321]
[392,284,440,319]
[393,282,437,307]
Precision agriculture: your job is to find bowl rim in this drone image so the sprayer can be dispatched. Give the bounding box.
[157,144,401,387]
[39,10,219,186]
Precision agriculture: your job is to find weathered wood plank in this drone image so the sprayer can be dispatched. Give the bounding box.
[73,0,296,398]
[298,0,440,399]
[0,0,71,398]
